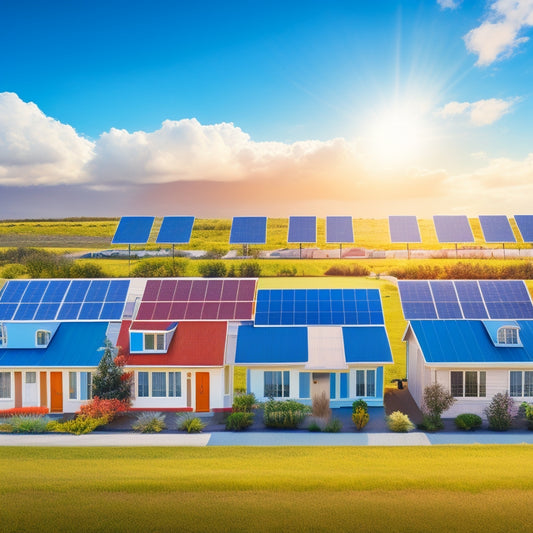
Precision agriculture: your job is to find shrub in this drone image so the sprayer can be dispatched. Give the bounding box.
[0,406,49,418]
[308,420,322,432]
[386,411,415,432]
[238,261,261,277]
[485,392,515,431]
[352,408,369,431]
[352,399,368,413]
[225,412,254,431]
[232,393,256,413]
[49,415,108,435]
[131,258,189,278]
[132,412,166,433]
[78,397,129,422]
[418,415,443,432]
[455,413,483,431]
[7,415,51,433]
[312,392,331,420]
[522,403,533,430]
[324,417,342,433]
[263,399,311,429]
[422,383,455,429]
[324,264,370,277]
[92,340,132,402]
[198,261,226,277]
[277,266,297,277]
[177,413,206,433]
[1,264,27,279]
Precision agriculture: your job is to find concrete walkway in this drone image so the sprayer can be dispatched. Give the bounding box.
[1,430,533,447]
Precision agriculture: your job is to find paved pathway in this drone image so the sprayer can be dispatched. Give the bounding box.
[1,431,533,447]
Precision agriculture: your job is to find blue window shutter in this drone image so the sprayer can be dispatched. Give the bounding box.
[340,373,349,399]
[330,373,336,399]
[130,331,143,352]
[376,366,383,398]
[299,372,310,399]
[246,369,251,394]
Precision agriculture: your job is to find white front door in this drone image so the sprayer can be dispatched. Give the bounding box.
[24,372,39,406]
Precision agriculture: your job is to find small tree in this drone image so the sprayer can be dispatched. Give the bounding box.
[92,339,132,402]
[422,383,455,430]
[485,392,515,431]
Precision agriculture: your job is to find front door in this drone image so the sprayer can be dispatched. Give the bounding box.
[50,372,63,412]
[14,372,22,408]
[195,372,210,412]
[311,372,330,403]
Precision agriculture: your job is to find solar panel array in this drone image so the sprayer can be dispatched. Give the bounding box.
[479,215,516,243]
[136,279,257,321]
[156,216,195,244]
[388,216,422,243]
[398,280,533,320]
[433,215,474,243]
[254,288,384,326]
[288,216,317,243]
[0,279,130,321]
[229,217,267,244]
[514,215,533,242]
[112,217,155,244]
[326,216,354,243]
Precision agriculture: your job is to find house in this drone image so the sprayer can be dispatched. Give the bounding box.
[400,279,533,418]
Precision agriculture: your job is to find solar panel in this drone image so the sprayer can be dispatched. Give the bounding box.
[478,215,516,243]
[137,278,257,321]
[326,216,354,243]
[112,216,155,244]
[397,281,438,320]
[156,216,195,244]
[288,216,317,243]
[389,216,421,243]
[433,215,474,243]
[514,215,533,242]
[229,217,267,244]
[454,281,488,319]
[254,288,384,326]
[479,280,533,319]
[429,281,463,319]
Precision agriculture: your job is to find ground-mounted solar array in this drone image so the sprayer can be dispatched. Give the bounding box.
[514,215,533,242]
[478,215,516,243]
[0,279,130,321]
[433,215,474,243]
[287,216,317,243]
[112,216,155,244]
[135,278,257,321]
[254,288,384,326]
[325,216,354,243]
[398,280,533,320]
[388,216,421,243]
[156,216,195,244]
[229,217,267,244]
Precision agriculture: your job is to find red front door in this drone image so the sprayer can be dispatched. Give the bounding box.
[50,372,63,412]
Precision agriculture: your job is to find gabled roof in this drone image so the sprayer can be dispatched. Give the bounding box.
[0,322,108,367]
[343,326,394,364]
[408,320,533,364]
[117,320,226,366]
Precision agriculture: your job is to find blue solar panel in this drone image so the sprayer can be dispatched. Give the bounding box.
[112,216,155,244]
[79,302,103,320]
[64,280,91,302]
[34,303,61,321]
[254,288,384,326]
[326,216,354,243]
[454,281,488,319]
[433,215,474,243]
[0,281,29,303]
[0,303,18,320]
[85,280,110,302]
[105,280,130,301]
[429,281,463,319]
[13,303,39,320]
[389,216,422,243]
[229,217,267,244]
[100,302,125,320]
[514,215,533,242]
[288,216,317,243]
[478,215,516,243]
[42,280,70,303]
[156,216,195,244]
[398,281,438,319]
[21,280,49,303]
[57,302,82,320]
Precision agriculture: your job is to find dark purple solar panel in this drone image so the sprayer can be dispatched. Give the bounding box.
[169,302,187,320]
[152,302,172,320]
[184,302,203,319]
[235,302,253,319]
[136,302,156,320]
[237,279,256,300]
[143,280,161,301]
[205,280,223,300]
[188,280,207,301]
[201,302,220,320]
[174,280,193,300]
[221,280,239,301]
[218,301,236,319]
[158,280,177,300]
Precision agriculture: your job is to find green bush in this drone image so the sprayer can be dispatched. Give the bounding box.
[232,393,256,413]
[6,415,51,433]
[352,399,368,413]
[485,392,515,431]
[277,266,297,277]
[352,408,369,431]
[324,264,370,276]
[176,413,206,433]
[418,415,443,432]
[132,412,166,433]
[198,260,227,277]
[324,417,342,433]
[263,399,311,429]
[131,258,189,277]
[225,412,254,431]
[239,261,261,277]
[454,413,483,431]
[49,416,108,435]
[386,411,415,433]
[422,383,455,430]
[521,402,533,430]
[307,420,322,432]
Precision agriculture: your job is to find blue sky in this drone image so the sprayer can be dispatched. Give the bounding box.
[1,0,533,218]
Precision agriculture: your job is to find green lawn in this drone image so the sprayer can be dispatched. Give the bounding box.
[0,446,531,532]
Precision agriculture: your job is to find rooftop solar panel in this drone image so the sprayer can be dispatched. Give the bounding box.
[433,215,474,243]
[388,216,422,243]
[429,281,463,319]
[156,216,195,244]
[326,216,354,243]
[288,216,317,243]
[112,216,155,244]
[229,217,267,244]
[0,280,29,303]
[21,280,49,303]
[397,281,438,320]
[478,215,516,243]
[514,215,533,242]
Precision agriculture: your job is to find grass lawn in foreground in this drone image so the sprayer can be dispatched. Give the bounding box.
[0,446,531,532]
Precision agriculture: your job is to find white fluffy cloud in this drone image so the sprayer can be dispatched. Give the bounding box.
[464,0,533,65]
[437,0,462,10]
[0,92,93,185]
[437,98,516,125]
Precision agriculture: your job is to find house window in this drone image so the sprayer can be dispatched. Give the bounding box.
[355,369,376,397]
[152,372,166,397]
[510,371,533,397]
[80,372,92,401]
[497,327,519,345]
[450,371,486,397]
[145,333,165,351]
[0,372,11,398]
[36,330,51,347]
[68,372,92,400]
[25,372,36,384]
[169,372,182,397]
[0,324,6,346]
[138,372,149,397]
[137,371,182,398]
[264,371,289,398]
[69,372,77,400]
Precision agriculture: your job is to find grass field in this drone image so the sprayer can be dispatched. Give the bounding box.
[0,445,531,532]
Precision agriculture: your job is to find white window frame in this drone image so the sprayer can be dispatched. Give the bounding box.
[354,369,376,398]
[497,327,519,345]
[36,329,51,347]
[0,324,6,347]
[137,371,182,398]
[68,371,93,401]
[144,332,166,352]
[264,370,290,398]
[0,371,11,399]
[450,370,486,398]
[509,370,533,398]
